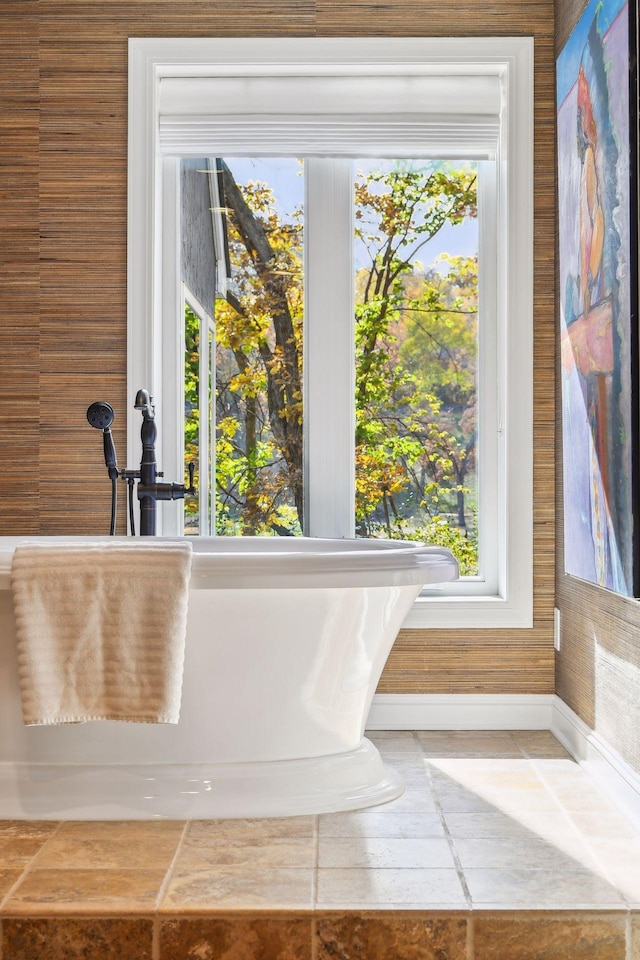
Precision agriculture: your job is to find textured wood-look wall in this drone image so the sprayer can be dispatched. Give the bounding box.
[555,0,640,773]
[0,0,555,695]
[0,4,39,536]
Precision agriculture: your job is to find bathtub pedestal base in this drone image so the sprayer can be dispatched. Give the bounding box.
[0,738,403,820]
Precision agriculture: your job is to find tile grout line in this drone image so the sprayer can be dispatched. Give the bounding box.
[0,820,65,914]
[151,818,191,960]
[626,911,632,960]
[152,913,160,960]
[311,814,319,910]
[467,911,474,960]
[510,730,527,760]
[153,820,191,914]
[414,732,473,910]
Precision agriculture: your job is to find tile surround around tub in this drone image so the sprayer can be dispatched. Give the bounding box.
[315,914,469,960]
[0,732,640,958]
[473,914,627,959]
[2,917,154,960]
[159,917,313,960]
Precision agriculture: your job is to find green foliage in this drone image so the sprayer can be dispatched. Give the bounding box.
[211,171,304,535]
[398,516,479,577]
[185,158,479,571]
[353,162,478,567]
[184,304,200,524]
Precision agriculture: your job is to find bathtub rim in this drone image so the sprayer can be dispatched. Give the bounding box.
[0,536,459,590]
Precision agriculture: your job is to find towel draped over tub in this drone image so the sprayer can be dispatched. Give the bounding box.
[10,541,192,725]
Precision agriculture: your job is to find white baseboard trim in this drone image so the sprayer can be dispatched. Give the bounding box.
[366,693,640,833]
[550,695,640,834]
[366,693,555,730]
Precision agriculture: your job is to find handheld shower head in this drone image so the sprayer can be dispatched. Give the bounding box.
[87,401,118,480]
[87,400,119,535]
[86,401,115,431]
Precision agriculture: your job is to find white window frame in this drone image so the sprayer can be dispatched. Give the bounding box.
[183,285,215,537]
[128,37,534,630]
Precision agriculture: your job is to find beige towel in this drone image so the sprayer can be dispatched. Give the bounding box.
[10,541,192,725]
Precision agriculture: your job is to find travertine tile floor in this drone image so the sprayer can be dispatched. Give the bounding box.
[1,731,640,958]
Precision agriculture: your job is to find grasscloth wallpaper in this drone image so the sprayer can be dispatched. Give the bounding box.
[0,0,555,694]
[555,0,640,774]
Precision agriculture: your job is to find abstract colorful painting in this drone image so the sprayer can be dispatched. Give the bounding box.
[557,0,639,595]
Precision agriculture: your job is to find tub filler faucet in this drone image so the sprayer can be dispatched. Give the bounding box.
[133,389,195,536]
[87,389,195,536]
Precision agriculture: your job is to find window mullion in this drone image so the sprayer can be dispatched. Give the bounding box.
[304,158,355,538]
[159,158,183,536]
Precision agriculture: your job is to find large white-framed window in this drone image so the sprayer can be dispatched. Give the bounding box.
[128,37,534,629]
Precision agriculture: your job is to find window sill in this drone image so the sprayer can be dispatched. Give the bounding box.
[402,594,533,631]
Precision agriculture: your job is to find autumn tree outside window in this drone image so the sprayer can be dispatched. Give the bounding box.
[183,156,482,578]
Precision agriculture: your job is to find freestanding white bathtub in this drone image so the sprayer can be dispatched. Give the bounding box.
[0,536,458,819]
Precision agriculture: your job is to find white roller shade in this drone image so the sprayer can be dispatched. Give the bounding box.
[158,72,502,159]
